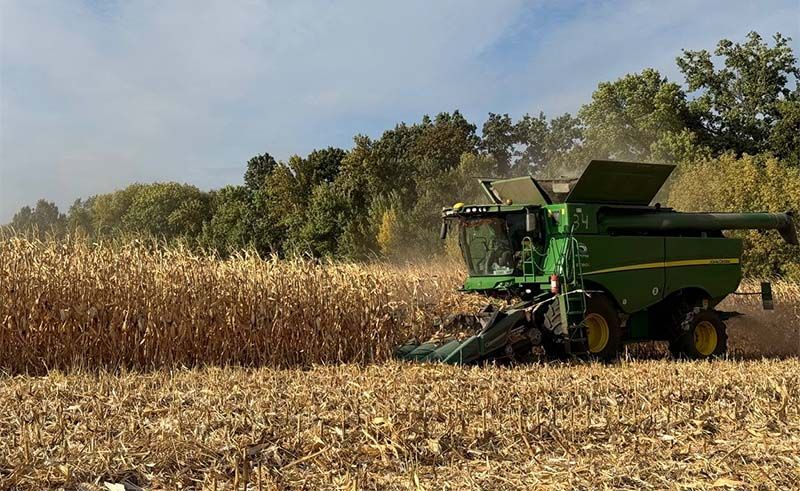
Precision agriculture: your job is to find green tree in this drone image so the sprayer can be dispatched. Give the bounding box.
[296,182,352,257]
[267,147,348,254]
[91,184,146,235]
[329,136,381,257]
[244,152,278,190]
[677,32,799,156]
[481,113,518,174]
[66,198,95,235]
[9,206,33,231]
[200,185,254,255]
[9,199,66,238]
[516,112,583,175]
[121,182,212,240]
[327,111,481,258]
[579,68,690,162]
[399,153,496,257]
[367,124,422,204]
[769,99,800,166]
[413,111,480,184]
[263,163,305,251]
[300,147,346,186]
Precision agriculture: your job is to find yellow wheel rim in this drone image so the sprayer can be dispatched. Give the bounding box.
[585,313,610,353]
[694,321,718,356]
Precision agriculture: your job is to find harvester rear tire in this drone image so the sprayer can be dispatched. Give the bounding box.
[669,309,728,360]
[542,294,621,361]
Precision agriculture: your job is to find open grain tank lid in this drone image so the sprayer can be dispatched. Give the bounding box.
[479,176,552,205]
[565,160,676,205]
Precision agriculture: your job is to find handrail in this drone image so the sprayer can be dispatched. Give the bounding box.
[521,236,546,278]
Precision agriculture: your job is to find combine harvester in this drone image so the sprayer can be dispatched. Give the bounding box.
[395,160,798,363]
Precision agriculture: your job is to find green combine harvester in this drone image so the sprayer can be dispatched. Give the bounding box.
[395,160,798,363]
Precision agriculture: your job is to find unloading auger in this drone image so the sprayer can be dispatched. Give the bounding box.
[394,160,798,363]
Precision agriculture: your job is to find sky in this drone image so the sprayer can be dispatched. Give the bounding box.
[0,0,798,222]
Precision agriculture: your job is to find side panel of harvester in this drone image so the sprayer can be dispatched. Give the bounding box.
[578,235,665,313]
[544,195,755,313]
[664,237,743,305]
[572,235,745,313]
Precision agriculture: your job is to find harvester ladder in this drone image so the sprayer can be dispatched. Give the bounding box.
[558,224,589,354]
[521,236,540,279]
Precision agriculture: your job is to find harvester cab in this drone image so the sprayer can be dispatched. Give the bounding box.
[395,160,798,364]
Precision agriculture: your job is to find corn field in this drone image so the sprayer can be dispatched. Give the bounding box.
[1,237,798,373]
[0,237,481,373]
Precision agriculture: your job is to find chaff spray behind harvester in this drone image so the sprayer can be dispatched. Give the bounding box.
[395,160,798,364]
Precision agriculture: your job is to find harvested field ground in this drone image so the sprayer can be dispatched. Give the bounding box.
[1,360,799,490]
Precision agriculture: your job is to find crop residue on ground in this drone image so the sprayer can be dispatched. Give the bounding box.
[1,359,798,490]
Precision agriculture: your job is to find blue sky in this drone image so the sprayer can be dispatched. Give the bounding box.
[1,0,798,221]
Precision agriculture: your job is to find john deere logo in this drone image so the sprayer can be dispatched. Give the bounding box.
[709,258,735,264]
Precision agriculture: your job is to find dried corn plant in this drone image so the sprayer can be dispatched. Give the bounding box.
[2,237,799,373]
[0,237,480,373]
[2,237,799,489]
[1,360,798,489]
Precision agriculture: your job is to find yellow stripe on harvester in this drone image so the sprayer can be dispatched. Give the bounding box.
[583,258,740,275]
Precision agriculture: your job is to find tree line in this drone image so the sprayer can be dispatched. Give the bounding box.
[6,32,800,275]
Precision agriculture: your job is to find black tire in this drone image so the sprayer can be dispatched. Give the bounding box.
[542,294,622,361]
[541,300,569,360]
[542,299,569,360]
[669,309,728,359]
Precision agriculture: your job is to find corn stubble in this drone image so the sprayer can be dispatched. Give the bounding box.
[1,361,798,489]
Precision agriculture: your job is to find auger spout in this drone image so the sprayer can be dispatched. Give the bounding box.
[600,211,798,245]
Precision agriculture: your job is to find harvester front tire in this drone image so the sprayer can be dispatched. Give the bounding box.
[542,294,621,361]
[670,309,728,360]
[541,301,568,360]
[583,294,622,361]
